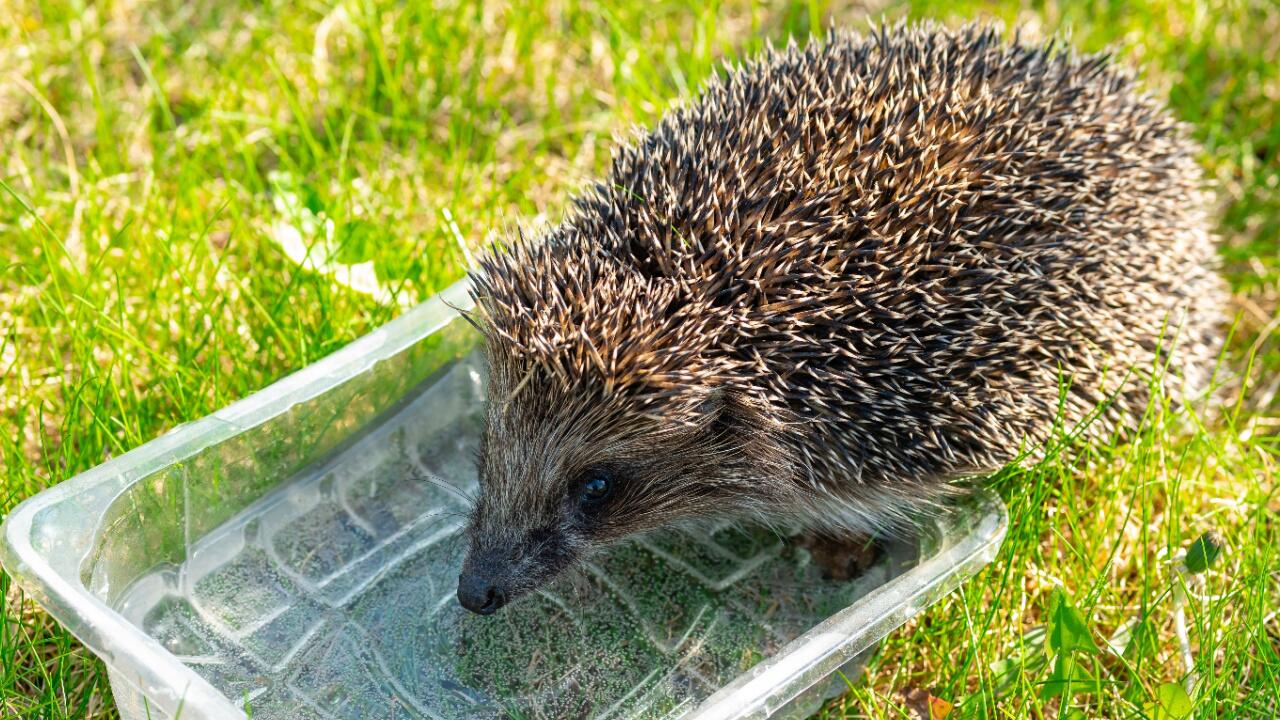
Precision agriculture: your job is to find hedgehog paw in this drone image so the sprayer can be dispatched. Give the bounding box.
[790,530,882,581]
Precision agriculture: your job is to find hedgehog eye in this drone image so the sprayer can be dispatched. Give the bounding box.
[578,468,614,507]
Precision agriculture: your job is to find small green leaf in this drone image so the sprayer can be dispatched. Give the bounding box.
[1038,653,1094,701]
[1184,531,1225,574]
[1047,587,1099,656]
[1146,682,1194,719]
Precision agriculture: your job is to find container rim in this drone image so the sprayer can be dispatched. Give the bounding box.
[2,276,1007,720]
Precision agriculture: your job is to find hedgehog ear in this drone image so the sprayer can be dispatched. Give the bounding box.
[696,387,748,437]
[696,388,727,418]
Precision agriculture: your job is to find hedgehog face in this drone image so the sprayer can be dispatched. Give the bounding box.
[456,372,773,614]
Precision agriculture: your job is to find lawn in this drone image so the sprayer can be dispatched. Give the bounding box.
[2,0,1277,718]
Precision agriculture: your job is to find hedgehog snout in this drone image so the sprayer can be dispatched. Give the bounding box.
[457,549,510,615]
[457,521,577,615]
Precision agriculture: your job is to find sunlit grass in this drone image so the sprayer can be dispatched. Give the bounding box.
[2,0,1276,717]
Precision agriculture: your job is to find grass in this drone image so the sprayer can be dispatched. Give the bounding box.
[1,0,1276,717]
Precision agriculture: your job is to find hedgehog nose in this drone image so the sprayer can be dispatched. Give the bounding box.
[457,572,508,615]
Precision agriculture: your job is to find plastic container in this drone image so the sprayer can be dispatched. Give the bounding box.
[1,278,1007,720]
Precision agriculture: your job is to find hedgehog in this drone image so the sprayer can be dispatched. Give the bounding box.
[454,22,1225,615]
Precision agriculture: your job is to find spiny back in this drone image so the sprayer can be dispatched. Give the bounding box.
[472,22,1223,488]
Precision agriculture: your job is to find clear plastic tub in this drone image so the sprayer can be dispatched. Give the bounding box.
[1,279,1007,720]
